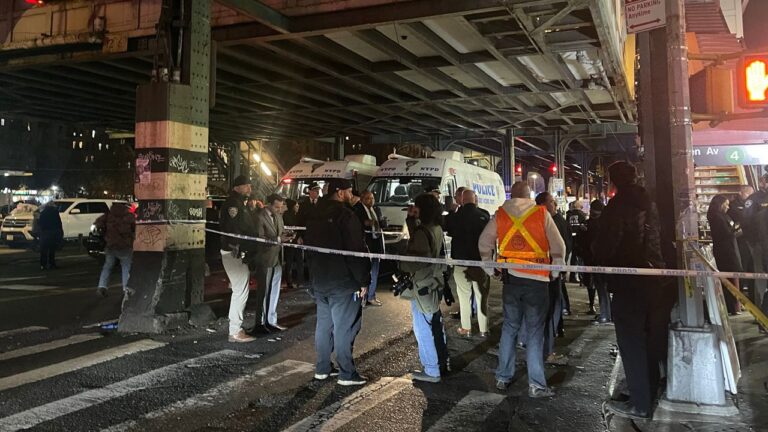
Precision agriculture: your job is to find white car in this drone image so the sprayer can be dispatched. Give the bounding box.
[52,199,128,239]
[0,203,38,247]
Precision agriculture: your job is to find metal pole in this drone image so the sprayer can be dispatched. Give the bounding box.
[667,0,704,328]
[507,128,515,183]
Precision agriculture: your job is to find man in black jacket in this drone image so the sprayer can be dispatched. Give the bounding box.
[219,175,259,343]
[305,178,371,386]
[353,191,387,307]
[445,189,490,337]
[593,161,672,419]
[37,202,63,270]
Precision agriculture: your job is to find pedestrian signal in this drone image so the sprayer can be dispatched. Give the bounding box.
[738,54,768,109]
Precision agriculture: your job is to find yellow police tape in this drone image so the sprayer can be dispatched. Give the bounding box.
[692,247,768,331]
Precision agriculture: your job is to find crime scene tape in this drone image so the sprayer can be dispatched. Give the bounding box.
[691,246,768,330]
[204,227,768,282]
[136,220,402,236]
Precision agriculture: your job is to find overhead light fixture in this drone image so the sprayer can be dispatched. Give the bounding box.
[260,162,272,177]
[253,153,261,162]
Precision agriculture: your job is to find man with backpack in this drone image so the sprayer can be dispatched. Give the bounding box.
[593,161,672,419]
[95,202,136,298]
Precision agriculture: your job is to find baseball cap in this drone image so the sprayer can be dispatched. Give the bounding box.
[327,178,352,194]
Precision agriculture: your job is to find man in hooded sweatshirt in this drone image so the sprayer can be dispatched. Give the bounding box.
[95,202,136,298]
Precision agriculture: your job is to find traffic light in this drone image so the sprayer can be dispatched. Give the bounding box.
[550,164,558,174]
[515,164,523,175]
[738,54,768,109]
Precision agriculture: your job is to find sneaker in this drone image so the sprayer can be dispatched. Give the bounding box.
[97,287,108,298]
[228,330,256,343]
[562,309,571,316]
[495,379,510,391]
[338,374,367,386]
[587,307,597,315]
[528,385,555,398]
[594,317,613,325]
[366,299,383,307]
[314,367,340,380]
[477,331,489,339]
[411,371,441,383]
[605,400,650,419]
[457,327,472,338]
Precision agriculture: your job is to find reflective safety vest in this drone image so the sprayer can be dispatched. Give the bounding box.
[496,205,550,278]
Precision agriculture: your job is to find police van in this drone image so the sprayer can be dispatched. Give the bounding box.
[276,154,379,201]
[367,151,506,244]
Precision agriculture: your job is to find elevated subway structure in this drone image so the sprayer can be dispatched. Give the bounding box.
[0,0,638,187]
[0,0,637,334]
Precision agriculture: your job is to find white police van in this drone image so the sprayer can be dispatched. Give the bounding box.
[367,151,506,244]
[276,154,379,201]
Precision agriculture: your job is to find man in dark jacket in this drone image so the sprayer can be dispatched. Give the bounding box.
[593,161,672,419]
[445,189,490,337]
[304,178,370,386]
[219,175,258,343]
[741,177,768,318]
[95,202,136,298]
[37,202,63,270]
[353,191,387,307]
[728,186,754,305]
[250,194,286,334]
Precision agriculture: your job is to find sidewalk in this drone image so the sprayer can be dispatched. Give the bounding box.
[607,313,767,432]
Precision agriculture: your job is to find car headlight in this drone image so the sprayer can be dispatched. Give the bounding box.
[90,224,97,234]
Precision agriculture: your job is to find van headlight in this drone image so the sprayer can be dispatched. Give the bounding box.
[90,224,97,235]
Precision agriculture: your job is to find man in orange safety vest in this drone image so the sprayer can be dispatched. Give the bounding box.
[479,181,566,398]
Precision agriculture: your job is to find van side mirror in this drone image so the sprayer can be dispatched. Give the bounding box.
[70,208,81,214]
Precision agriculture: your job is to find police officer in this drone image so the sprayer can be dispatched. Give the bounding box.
[743,174,768,321]
[220,175,258,343]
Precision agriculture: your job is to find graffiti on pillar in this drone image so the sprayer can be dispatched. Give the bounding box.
[141,201,163,220]
[188,206,204,219]
[169,154,199,174]
[166,200,183,221]
[137,225,164,247]
[137,150,165,163]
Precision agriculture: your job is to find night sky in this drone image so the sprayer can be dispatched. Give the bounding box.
[743,0,768,48]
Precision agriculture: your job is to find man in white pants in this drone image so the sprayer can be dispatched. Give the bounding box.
[219,175,257,343]
[445,190,491,337]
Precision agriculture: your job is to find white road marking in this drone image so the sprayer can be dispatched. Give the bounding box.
[0,284,60,292]
[100,359,314,432]
[0,350,240,432]
[426,390,506,432]
[0,339,165,392]
[0,326,48,338]
[0,276,44,283]
[0,333,103,362]
[282,377,412,432]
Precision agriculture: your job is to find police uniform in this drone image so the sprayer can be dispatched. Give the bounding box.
[220,176,257,342]
[743,190,768,315]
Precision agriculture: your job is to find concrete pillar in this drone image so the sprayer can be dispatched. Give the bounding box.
[119,0,213,333]
[334,135,345,160]
[500,129,514,192]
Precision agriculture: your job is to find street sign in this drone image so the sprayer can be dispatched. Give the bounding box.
[692,144,768,166]
[625,0,667,34]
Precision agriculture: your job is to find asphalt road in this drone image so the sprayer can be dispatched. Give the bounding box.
[0,245,765,432]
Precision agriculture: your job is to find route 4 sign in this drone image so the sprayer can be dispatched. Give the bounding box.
[625,0,666,34]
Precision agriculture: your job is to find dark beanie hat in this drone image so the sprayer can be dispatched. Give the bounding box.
[232,175,250,187]
[608,161,637,188]
[590,199,605,211]
[327,178,352,194]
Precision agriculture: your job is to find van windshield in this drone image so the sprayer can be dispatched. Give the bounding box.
[276,180,328,201]
[367,177,441,206]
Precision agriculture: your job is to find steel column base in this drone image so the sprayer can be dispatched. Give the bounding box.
[656,397,739,420]
[665,326,727,406]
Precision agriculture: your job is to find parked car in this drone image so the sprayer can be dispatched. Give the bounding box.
[0,203,39,247]
[52,199,128,240]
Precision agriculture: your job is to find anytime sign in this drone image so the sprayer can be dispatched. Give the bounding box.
[625,0,666,34]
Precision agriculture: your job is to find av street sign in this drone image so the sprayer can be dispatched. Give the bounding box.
[625,0,666,34]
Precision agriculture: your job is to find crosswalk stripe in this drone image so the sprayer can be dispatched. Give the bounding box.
[0,284,60,292]
[0,349,240,431]
[0,333,103,362]
[0,326,48,338]
[425,391,506,432]
[0,276,45,283]
[282,377,412,432]
[100,359,314,432]
[0,339,165,392]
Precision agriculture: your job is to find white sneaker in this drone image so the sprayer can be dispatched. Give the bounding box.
[314,367,340,380]
[338,374,367,386]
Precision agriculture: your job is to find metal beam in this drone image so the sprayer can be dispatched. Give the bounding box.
[215,0,291,34]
